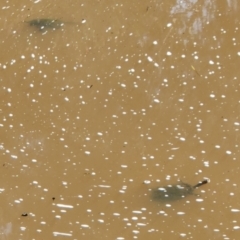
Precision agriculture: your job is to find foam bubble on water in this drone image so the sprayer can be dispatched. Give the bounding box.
[177,212,185,215]
[80,224,90,228]
[231,209,240,212]
[180,233,187,237]
[56,204,73,209]
[147,56,153,62]
[233,226,240,229]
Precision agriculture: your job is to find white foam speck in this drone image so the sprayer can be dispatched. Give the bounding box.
[196,198,204,202]
[53,232,72,237]
[132,211,142,214]
[167,23,172,27]
[180,233,187,237]
[203,161,209,167]
[85,151,91,155]
[177,212,185,215]
[153,40,158,45]
[143,180,151,184]
[166,51,172,56]
[209,60,214,64]
[97,132,103,136]
[233,226,240,230]
[179,137,185,141]
[231,209,240,212]
[56,204,74,209]
[121,165,128,168]
[137,223,146,226]
[147,56,153,62]
[98,185,111,188]
[226,151,232,155]
[11,155,18,159]
[64,97,69,101]
[7,88,11,92]
[210,94,215,98]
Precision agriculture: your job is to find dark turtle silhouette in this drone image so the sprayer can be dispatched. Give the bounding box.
[25,19,76,31]
[151,179,208,203]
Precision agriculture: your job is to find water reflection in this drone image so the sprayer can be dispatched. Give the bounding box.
[171,0,237,34]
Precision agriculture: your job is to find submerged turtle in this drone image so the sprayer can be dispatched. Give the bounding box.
[25,19,73,31]
[151,179,208,203]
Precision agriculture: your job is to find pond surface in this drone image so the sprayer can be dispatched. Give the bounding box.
[0,0,240,239]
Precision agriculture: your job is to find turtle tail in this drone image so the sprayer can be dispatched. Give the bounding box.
[193,179,208,189]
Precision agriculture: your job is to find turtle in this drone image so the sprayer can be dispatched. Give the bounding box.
[25,19,72,31]
[151,179,208,203]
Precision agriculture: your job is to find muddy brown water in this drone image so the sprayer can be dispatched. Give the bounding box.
[1,0,240,239]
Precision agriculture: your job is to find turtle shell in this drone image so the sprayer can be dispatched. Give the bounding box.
[26,19,64,31]
[151,180,208,203]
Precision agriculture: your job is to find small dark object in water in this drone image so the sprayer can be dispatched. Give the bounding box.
[21,212,28,217]
[26,19,64,31]
[151,179,208,203]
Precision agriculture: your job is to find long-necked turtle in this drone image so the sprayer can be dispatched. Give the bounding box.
[151,179,208,203]
[25,19,72,31]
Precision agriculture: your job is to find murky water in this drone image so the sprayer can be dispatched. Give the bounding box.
[1,0,240,239]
